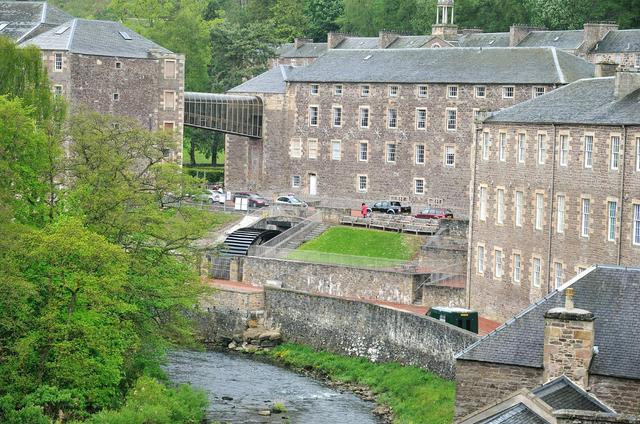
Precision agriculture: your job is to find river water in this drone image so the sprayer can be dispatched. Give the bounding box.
[164,350,379,424]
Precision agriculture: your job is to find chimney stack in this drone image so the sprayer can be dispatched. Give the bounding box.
[582,22,618,53]
[327,32,346,49]
[509,25,545,47]
[595,62,618,77]
[614,68,640,100]
[294,38,314,49]
[379,31,400,49]
[543,288,595,389]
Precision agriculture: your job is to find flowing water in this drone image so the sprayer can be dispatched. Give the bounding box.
[165,350,379,424]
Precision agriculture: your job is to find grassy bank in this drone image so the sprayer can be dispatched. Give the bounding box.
[268,344,455,424]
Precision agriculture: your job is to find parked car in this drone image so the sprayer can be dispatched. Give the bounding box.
[368,200,411,214]
[415,207,454,219]
[200,188,225,204]
[275,195,307,207]
[233,191,269,207]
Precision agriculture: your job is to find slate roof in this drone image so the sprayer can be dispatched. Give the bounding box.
[458,32,510,47]
[457,266,640,381]
[284,47,594,84]
[227,65,290,94]
[477,403,548,424]
[280,42,327,58]
[485,76,640,125]
[22,18,172,58]
[0,1,72,42]
[387,35,436,48]
[518,30,584,50]
[335,36,379,49]
[532,376,613,413]
[593,29,640,53]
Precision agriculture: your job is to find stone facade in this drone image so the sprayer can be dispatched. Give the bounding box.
[469,122,640,321]
[589,374,640,416]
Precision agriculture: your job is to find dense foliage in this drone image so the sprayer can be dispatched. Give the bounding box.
[0,39,222,423]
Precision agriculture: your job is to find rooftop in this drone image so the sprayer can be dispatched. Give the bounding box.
[593,29,640,53]
[517,30,585,50]
[227,65,290,94]
[0,1,72,42]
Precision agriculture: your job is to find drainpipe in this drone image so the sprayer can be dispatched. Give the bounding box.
[466,125,481,308]
[617,125,627,265]
[546,123,557,294]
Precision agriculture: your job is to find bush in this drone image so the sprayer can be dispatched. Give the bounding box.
[185,167,224,185]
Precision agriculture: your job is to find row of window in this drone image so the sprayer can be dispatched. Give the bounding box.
[308,83,546,99]
[481,132,638,171]
[309,106,459,131]
[49,52,178,79]
[289,138,456,166]
[290,174,429,194]
[476,245,588,288]
[478,188,640,244]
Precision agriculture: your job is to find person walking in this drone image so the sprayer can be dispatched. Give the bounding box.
[361,202,368,218]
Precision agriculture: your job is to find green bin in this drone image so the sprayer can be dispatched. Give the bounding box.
[427,306,478,334]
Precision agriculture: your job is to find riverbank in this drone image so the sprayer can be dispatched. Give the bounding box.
[261,343,455,424]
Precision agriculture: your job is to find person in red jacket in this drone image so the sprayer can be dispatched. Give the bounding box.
[361,203,368,218]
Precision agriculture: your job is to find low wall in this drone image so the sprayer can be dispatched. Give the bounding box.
[264,287,478,379]
[243,256,418,304]
[422,285,465,308]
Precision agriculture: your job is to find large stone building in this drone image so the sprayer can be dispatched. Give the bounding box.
[226,47,594,214]
[0,1,71,43]
[455,266,640,419]
[468,69,640,321]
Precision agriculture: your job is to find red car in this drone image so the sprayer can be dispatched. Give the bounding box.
[415,207,454,219]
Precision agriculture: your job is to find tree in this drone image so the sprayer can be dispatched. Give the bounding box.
[305,0,344,40]
[270,0,310,40]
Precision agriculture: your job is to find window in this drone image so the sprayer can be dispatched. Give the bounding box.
[554,262,563,288]
[416,108,427,129]
[515,191,523,227]
[479,186,487,221]
[611,136,620,170]
[447,85,458,98]
[386,143,396,163]
[513,254,521,283]
[418,85,428,97]
[581,198,590,237]
[634,204,640,245]
[331,140,341,160]
[358,175,368,192]
[308,106,319,126]
[359,142,368,161]
[475,86,486,98]
[414,178,425,195]
[608,201,617,242]
[332,106,342,127]
[477,245,485,274]
[446,108,457,131]
[387,108,398,129]
[532,257,541,287]
[164,59,176,79]
[497,188,505,224]
[495,249,503,279]
[291,175,301,188]
[415,144,425,165]
[583,135,593,168]
[559,135,569,166]
[163,121,175,132]
[359,107,369,128]
[533,86,545,97]
[53,85,62,96]
[308,139,318,159]
[334,84,343,95]
[290,137,302,158]
[499,133,507,162]
[54,52,62,71]
[502,86,515,99]
[482,132,490,160]
[535,193,544,230]
[538,134,546,164]
[113,92,120,101]
[557,195,565,234]
[115,61,123,69]
[636,137,640,171]
[518,133,526,163]
[389,85,399,96]
[361,85,370,97]
[445,146,455,166]
[164,91,176,110]
[310,84,319,95]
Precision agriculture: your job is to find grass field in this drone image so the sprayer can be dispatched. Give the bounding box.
[268,344,455,424]
[183,149,225,166]
[287,227,423,267]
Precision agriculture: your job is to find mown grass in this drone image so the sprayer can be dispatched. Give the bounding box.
[268,344,455,424]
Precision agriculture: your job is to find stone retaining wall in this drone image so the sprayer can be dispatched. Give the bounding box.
[264,287,478,379]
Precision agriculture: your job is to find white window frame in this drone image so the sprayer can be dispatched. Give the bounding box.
[554,262,563,288]
[634,204,640,246]
[359,106,370,128]
[518,133,526,163]
[447,85,458,98]
[388,85,399,97]
[581,198,590,238]
[474,85,486,98]
[607,200,617,242]
[414,178,425,195]
[482,132,490,161]
[499,132,506,162]
[331,140,341,161]
[502,86,515,99]
[359,141,369,162]
[556,195,565,234]
[515,191,523,227]
[532,257,542,288]
[497,188,505,225]
[415,144,425,165]
[54,52,63,71]
[444,145,455,166]
[513,253,521,283]
[479,186,487,221]
[416,108,427,130]
[386,143,396,163]
[446,108,457,131]
[164,59,176,79]
[533,86,545,97]
[332,106,342,127]
[560,134,569,166]
[334,84,343,96]
[163,90,176,111]
[495,249,503,279]
[291,175,301,188]
[310,84,319,95]
[360,85,370,97]
[538,134,546,164]
[610,135,620,170]
[584,135,593,168]
[307,138,318,160]
[387,108,398,129]
[636,137,640,171]
[290,137,302,158]
[535,193,544,230]
[308,105,319,127]
[477,245,485,274]
[53,85,63,96]
[418,85,428,98]
[357,174,368,192]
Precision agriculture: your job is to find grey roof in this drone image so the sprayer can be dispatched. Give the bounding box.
[485,76,640,125]
[532,376,613,413]
[335,36,379,49]
[22,18,172,58]
[388,35,435,48]
[285,47,594,84]
[228,65,289,94]
[0,1,72,42]
[593,29,640,53]
[478,404,548,424]
[458,32,510,48]
[457,266,640,381]
[280,42,327,58]
[518,30,584,50]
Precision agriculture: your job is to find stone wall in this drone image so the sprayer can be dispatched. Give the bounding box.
[264,287,478,379]
[590,374,640,416]
[555,411,640,424]
[421,284,465,308]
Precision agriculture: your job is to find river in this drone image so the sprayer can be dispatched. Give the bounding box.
[165,350,379,424]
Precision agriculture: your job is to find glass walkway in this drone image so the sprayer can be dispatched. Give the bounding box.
[184,92,263,138]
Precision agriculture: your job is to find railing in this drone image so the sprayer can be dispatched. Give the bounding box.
[339,213,440,234]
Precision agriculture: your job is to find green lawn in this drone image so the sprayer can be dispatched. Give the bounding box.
[269,344,455,424]
[183,148,225,166]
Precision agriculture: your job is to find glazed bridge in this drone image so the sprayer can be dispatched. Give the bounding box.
[184,92,263,138]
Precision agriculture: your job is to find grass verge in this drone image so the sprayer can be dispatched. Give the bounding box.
[268,344,455,424]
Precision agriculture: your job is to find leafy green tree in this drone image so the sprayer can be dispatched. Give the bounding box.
[270,0,310,40]
[305,0,344,40]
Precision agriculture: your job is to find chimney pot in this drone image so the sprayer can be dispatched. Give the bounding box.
[565,287,574,309]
